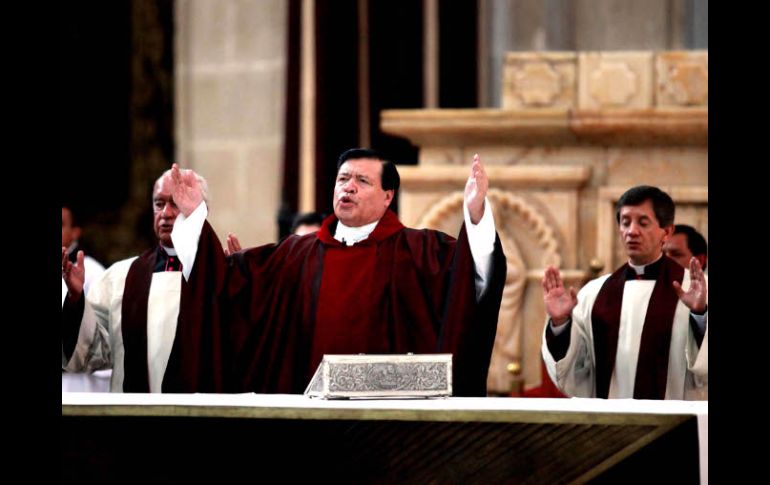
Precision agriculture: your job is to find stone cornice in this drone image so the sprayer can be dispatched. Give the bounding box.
[381,108,707,146]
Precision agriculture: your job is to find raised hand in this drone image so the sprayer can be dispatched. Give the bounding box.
[171,163,204,217]
[464,154,489,224]
[673,257,708,313]
[542,265,577,326]
[62,246,85,301]
[224,233,242,257]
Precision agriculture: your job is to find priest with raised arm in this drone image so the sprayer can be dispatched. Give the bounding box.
[541,185,708,400]
[61,167,229,392]
[185,148,507,396]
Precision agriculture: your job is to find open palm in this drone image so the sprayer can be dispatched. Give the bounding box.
[464,154,488,224]
[673,257,707,313]
[62,247,85,301]
[542,265,577,324]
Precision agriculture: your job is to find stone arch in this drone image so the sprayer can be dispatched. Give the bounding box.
[416,188,561,268]
[416,189,563,393]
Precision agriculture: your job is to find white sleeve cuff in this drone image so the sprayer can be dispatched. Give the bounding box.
[690,310,707,334]
[171,201,208,281]
[549,318,570,336]
[463,197,496,300]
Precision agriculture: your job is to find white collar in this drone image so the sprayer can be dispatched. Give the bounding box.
[334,219,380,246]
[160,244,177,256]
[628,253,663,275]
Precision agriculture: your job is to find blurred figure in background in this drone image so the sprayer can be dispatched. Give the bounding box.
[664,224,707,271]
[61,205,109,392]
[290,212,324,236]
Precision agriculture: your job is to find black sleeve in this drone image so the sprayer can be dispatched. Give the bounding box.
[545,318,572,361]
[61,292,85,361]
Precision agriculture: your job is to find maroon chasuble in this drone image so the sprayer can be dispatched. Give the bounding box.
[224,210,506,396]
[121,222,229,393]
[590,256,684,399]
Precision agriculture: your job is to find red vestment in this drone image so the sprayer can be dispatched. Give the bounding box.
[216,210,506,396]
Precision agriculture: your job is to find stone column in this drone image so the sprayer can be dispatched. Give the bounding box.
[175,0,288,246]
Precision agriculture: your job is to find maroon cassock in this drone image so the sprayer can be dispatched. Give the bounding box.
[213,209,506,396]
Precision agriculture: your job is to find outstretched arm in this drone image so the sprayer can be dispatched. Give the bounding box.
[171,163,204,217]
[169,163,210,279]
[465,154,488,225]
[461,154,497,300]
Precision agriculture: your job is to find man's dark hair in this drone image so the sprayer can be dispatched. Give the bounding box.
[290,212,325,234]
[615,185,675,228]
[674,224,708,259]
[336,147,400,193]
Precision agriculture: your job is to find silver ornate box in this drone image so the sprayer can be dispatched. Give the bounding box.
[304,354,453,399]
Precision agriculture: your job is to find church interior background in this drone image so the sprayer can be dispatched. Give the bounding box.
[60,0,707,395]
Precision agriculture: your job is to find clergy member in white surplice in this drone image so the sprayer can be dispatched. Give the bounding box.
[541,185,707,400]
[61,166,226,393]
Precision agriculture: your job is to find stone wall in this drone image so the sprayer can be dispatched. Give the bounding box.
[175,0,288,247]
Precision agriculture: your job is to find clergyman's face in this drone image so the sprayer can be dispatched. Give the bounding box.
[618,199,672,266]
[333,158,393,227]
[153,175,180,247]
[663,233,693,269]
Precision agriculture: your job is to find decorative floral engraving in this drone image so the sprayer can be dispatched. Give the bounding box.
[589,62,638,107]
[513,62,561,106]
[328,362,449,392]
